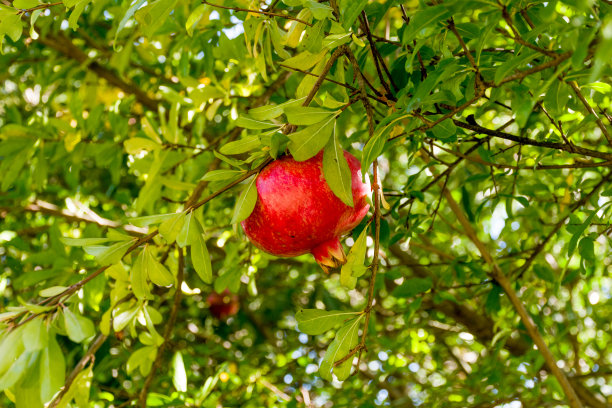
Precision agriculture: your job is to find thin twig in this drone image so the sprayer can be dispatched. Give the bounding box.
[202,0,312,26]
[430,161,584,408]
[567,80,612,145]
[16,1,62,14]
[302,47,346,107]
[48,334,108,408]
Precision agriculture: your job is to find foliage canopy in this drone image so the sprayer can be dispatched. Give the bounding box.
[0,0,611,407]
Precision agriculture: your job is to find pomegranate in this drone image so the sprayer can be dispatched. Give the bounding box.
[241,150,370,271]
[207,290,240,319]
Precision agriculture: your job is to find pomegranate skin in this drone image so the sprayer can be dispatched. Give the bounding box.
[241,150,369,269]
[207,289,240,319]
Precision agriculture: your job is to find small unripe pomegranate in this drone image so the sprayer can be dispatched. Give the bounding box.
[207,290,239,319]
[241,151,370,271]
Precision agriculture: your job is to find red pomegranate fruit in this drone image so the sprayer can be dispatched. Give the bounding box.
[207,289,240,319]
[241,150,370,271]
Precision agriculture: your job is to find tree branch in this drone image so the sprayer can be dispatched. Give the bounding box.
[48,333,108,408]
[454,120,612,161]
[36,32,160,111]
[567,80,612,145]
[429,162,584,408]
[202,0,312,26]
[23,199,147,235]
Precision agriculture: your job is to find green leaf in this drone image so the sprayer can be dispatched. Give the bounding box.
[281,50,327,71]
[219,135,261,155]
[97,240,134,266]
[494,50,539,85]
[288,116,335,161]
[235,115,278,130]
[296,309,359,335]
[39,334,65,403]
[113,305,140,332]
[126,346,156,375]
[68,0,90,30]
[0,12,23,43]
[132,249,151,300]
[134,0,178,39]
[303,19,326,53]
[124,137,161,154]
[285,106,335,126]
[485,284,503,314]
[323,129,353,207]
[143,246,174,287]
[191,221,212,284]
[340,227,368,289]
[0,138,34,191]
[185,3,207,36]
[431,118,457,141]
[579,237,595,263]
[22,318,48,351]
[172,351,188,392]
[533,265,556,283]
[405,60,459,112]
[402,5,451,44]
[55,365,92,408]
[231,176,258,224]
[129,213,176,227]
[39,286,68,298]
[304,0,333,19]
[0,327,25,378]
[13,0,40,8]
[269,20,291,59]
[361,113,410,175]
[61,237,113,246]
[392,277,433,298]
[201,169,245,182]
[159,212,186,244]
[0,350,33,392]
[63,307,95,343]
[567,209,598,257]
[319,315,362,381]
[341,0,368,29]
[323,32,352,49]
[176,211,193,248]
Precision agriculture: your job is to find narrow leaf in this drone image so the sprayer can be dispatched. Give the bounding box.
[287,117,335,161]
[131,250,150,300]
[231,176,258,224]
[191,228,213,284]
[144,247,174,287]
[235,115,277,130]
[219,135,261,155]
[39,334,65,403]
[340,227,368,289]
[172,352,188,392]
[159,212,186,244]
[323,130,353,207]
[296,309,359,335]
[285,106,334,126]
[319,316,362,381]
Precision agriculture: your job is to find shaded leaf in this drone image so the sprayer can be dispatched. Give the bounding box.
[296,309,359,335]
[323,130,353,207]
[231,176,258,224]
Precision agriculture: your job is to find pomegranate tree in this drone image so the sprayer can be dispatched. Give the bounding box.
[241,150,370,271]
